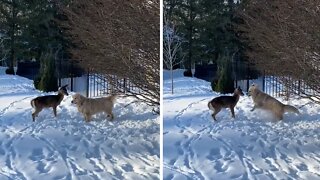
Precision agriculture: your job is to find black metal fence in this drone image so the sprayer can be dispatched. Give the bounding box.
[59,73,141,98]
[87,73,142,97]
[262,76,318,98]
[195,63,318,98]
[234,76,318,98]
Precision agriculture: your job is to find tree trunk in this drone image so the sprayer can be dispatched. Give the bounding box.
[186,0,194,76]
[171,65,174,94]
[8,2,17,75]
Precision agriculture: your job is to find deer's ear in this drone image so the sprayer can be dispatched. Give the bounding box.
[61,84,68,88]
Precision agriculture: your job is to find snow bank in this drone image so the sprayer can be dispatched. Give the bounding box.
[0,74,159,179]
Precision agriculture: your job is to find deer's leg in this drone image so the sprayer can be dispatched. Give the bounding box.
[212,107,221,121]
[230,106,235,118]
[250,105,257,112]
[53,106,57,117]
[32,108,42,122]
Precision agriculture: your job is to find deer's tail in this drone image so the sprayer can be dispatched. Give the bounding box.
[30,99,35,108]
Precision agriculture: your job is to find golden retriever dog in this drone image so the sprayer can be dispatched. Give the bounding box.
[71,93,117,122]
[248,84,300,120]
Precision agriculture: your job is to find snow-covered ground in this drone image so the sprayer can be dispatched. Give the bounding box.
[0,71,159,179]
[163,70,320,180]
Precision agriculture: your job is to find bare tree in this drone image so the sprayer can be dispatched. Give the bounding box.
[163,18,183,94]
[237,0,320,102]
[58,0,159,108]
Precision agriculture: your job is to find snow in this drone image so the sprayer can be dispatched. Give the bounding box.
[0,70,159,179]
[163,69,320,180]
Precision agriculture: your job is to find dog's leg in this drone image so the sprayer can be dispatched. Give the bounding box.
[85,113,91,122]
[276,113,283,120]
[276,110,284,120]
[82,113,88,122]
[109,113,114,120]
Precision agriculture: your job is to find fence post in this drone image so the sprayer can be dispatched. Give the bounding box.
[58,78,61,87]
[86,71,89,97]
[123,78,126,93]
[298,80,301,95]
[262,71,265,92]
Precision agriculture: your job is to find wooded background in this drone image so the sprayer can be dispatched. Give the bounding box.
[0,0,160,107]
[163,0,320,102]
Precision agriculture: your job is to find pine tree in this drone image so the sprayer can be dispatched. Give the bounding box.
[23,0,69,91]
[214,53,234,93]
[164,0,202,76]
[164,0,243,82]
[36,49,58,92]
[0,0,29,74]
[0,0,68,80]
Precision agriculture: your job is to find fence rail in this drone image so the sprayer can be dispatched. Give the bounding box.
[236,76,318,99]
[59,73,141,97]
[87,73,141,97]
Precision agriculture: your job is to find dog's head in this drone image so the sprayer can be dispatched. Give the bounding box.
[248,84,259,96]
[71,93,85,106]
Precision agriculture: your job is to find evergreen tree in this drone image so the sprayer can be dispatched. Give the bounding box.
[26,0,69,92]
[164,0,243,83]
[0,0,69,83]
[164,0,202,76]
[36,48,58,92]
[0,0,29,74]
[213,53,234,93]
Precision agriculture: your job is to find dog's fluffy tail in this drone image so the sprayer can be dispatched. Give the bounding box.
[30,99,35,108]
[284,105,300,114]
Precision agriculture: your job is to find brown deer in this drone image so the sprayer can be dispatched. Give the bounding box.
[208,87,244,121]
[30,85,69,121]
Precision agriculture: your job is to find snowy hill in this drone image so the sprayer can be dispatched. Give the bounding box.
[163,70,320,180]
[0,73,159,179]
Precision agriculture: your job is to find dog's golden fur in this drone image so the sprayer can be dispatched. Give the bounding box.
[248,84,300,120]
[71,93,117,122]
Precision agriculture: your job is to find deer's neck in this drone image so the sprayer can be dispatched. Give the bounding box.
[57,93,64,104]
[233,93,240,103]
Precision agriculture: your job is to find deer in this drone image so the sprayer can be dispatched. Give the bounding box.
[208,86,244,121]
[30,85,69,122]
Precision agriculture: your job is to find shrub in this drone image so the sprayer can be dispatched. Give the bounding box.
[34,50,58,92]
[214,55,234,93]
[183,69,192,77]
[5,68,15,75]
